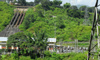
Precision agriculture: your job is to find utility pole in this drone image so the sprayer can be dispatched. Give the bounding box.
[88,0,99,60]
[83,7,90,25]
[53,16,56,38]
[75,39,78,53]
[97,25,100,60]
[97,14,100,59]
[97,25,99,48]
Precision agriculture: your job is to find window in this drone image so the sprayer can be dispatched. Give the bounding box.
[2,45,6,47]
[1,41,6,43]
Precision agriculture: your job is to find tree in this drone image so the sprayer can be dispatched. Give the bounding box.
[34,0,41,5]
[88,7,95,12]
[13,0,17,3]
[41,0,50,10]
[79,6,87,11]
[67,9,82,18]
[56,15,65,29]
[0,2,14,32]
[63,3,71,9]
[33,30,48,58]
[22,9,35,29]
[7,32,34,55]
[70,6,78,10]
[7,32,27,54]
[18,0,26,6]
[26,2,34,6]
[7,30,48,57]
[53,0,62,7]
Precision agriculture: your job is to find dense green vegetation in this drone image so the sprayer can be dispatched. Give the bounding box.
[0,51,98,60]
[7,32,48,56]
[19,3,92,42]
[0,0,99,60]
[0,2,14,31]
[0,1,94,42]
[0,51,88,60]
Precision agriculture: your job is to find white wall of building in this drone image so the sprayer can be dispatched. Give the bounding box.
[0,45,2,49]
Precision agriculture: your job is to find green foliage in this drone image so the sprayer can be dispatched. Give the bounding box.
[7,32,30,55]
[34,0,41,5]
[88,7,95,13]
[1,55,7,60]
[67,9,84,18]
[22,9,36,29]
[70,6,78,10]
[19,56,32,60]
[53,0,62,7]
[41,0,51,10]
[44,50,51,57]
[26,2,34,6]
[11,51,19,60]
[0,1,97,60]
[33,30,48,52]
[0,2,14,32]
[19,7,44,30]
[1,52,98,60]
[56,15,65,29]
[7,31,48,56]
[7,32,27,47]
[0,55,32,60]
[68,53,87,60]
[1,54,15,60]
[18,0,26,6]
[63,3,71,9]
[79,5,87,11]
[19,4,92,41]
[36,52,87,60]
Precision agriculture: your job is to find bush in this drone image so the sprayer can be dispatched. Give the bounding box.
[11,51,19,60]
[19,56,32,60]
[68,53,87,60]
[1,54,14,60]
[0,2,14,31]
[44,50,51,57]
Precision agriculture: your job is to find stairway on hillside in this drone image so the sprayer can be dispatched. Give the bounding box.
[0,11,25,37]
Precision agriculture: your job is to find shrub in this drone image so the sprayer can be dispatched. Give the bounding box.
[0,2,14,31]
[19,56,32,60]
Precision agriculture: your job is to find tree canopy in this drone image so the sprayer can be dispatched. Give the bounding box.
[0,1,95,42]
[0,2,14,32]
[63,3,71,9]
[79,6,87,11]
[18,0,26,6]
[19,4,92,42]
[7,31,48,55]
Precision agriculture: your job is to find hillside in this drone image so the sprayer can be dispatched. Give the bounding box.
[19,5,92,42]
[0,2,94,42]
[0,2,14,31]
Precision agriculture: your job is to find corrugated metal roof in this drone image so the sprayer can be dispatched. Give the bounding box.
[47,38,56,42]
[0,37,8,41]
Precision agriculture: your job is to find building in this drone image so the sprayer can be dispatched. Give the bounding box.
[0,37,56,50]
[0,37,18,50]
[47,38,56,52]
[0,37,7,49]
